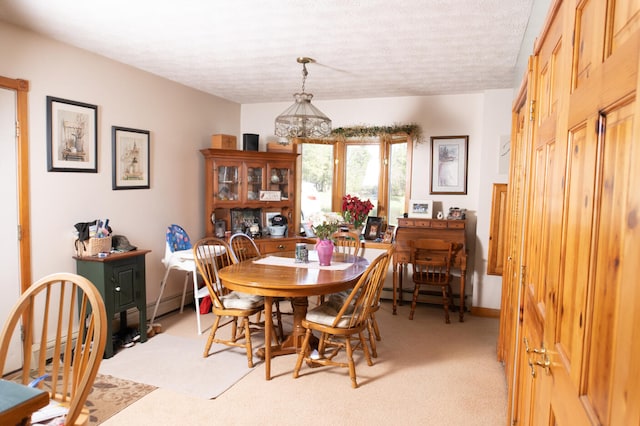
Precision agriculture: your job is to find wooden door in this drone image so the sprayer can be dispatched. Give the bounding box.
[513,1,569,423]
[498,75,531,424]
[544,1,640,424]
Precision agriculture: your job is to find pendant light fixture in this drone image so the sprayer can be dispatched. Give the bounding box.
[274,57,332,144]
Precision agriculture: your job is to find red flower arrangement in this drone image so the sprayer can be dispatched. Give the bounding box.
[341,194,374,229]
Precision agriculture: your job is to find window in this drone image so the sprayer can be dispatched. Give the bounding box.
[300,143,334,220]
[299,134,411,228]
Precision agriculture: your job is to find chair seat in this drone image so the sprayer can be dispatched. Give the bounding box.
[220,292,264,310]
[306,302,354,328]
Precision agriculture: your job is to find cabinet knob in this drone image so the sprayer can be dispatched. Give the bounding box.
[115,286,121,292]
[277,244,285,250]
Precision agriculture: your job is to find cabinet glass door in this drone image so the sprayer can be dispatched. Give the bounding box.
[214,160,241,203]
[267,162,291,201]
[245,162,264,202]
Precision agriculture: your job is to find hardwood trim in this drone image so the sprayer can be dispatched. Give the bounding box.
[0,76,31,294]
[471,306,500,318]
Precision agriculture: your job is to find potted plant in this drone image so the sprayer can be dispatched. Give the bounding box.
[341,194,374,233]
[308,212,342,266]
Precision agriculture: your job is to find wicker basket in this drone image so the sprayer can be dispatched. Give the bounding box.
[77,236,112,257]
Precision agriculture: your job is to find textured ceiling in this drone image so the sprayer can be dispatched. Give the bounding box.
[0,0,534,104]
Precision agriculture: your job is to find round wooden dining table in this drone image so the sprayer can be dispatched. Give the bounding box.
[218,250,369,380]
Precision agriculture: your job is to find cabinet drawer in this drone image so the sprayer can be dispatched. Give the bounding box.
[431,220,448,228]
[447,221,465,229]
[414,219,435,227]
[259,240,298,253]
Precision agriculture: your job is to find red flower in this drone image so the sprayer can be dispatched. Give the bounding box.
[341,195,374,228]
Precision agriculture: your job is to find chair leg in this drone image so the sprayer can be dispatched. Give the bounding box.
[409,284,420,320]
[274,300,284,342]
[371,312,381,341]
[242,317,254,368]
[293,329,313,378]
[442,285,451,324]
[204,315,222,357]
[345,336,358,388]
[179,273,189,314]
[191,270,207,335]
[359,331,373,367]
[150,267,173,327]
[367,317,378,358]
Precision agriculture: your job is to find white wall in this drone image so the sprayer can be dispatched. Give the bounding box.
[0,22,240,316]
[242,89,513,309]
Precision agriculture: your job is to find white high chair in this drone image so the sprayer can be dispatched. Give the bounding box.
[150,224,210,334]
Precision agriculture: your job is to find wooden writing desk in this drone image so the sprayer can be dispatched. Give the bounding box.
[393,218,468,321]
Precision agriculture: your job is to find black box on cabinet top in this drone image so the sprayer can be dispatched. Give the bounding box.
[243,133,259,151]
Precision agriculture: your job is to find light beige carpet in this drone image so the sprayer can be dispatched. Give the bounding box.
[98,333,258,399]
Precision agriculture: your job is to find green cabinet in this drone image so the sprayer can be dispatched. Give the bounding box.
[75,250,150,358]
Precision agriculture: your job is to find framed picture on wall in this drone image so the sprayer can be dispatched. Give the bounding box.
[112,126,150,190]
[46,96,98,172]
[430,135,469,194]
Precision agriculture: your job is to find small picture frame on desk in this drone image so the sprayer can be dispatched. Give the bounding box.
[382,225,395,243]
[409,199,433,218]
[364,216,383,240]
[447,207,466,220]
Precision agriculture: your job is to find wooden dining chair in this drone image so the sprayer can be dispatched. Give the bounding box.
[193,237,276,368]
[229,233,261,262]
[409,238,455,323]
[293,250,392,388]
[331,230,362,256]
[228,233,284,340]
[365,243,394,358]
[0,273,108,426]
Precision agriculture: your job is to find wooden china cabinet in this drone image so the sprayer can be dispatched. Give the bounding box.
[200,148,299,243]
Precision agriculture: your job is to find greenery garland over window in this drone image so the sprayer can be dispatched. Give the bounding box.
[330,123,423,143]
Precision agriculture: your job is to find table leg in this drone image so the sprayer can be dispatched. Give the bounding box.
[264,296,272,380]
[459,268,466,322]
[398,264,404,306]
[392,262,398,315]
[257,296,314,379]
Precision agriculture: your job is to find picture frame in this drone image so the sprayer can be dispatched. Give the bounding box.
[382,225,395,243]
[364,216,383,240]
[112,126,150,190]
[430,135,469,194]
[409,199,434,218]
[46,96,98,172]
[264,211,280,227]
[259,190,281,201]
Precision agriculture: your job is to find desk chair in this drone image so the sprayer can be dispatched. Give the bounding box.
[293,250,391,388]
[150,224,208,335]
[193,237,273,368]
[0,273,107,426]
[409,239,455,323]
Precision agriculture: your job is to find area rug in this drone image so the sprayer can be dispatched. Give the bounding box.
[98,333,256,400]
[6,371,155,425]
[87,374,156,425]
